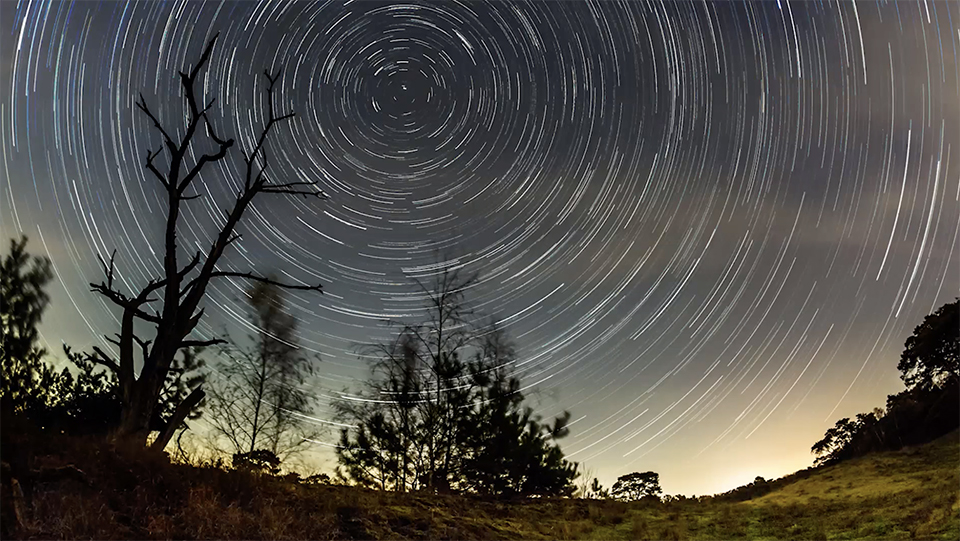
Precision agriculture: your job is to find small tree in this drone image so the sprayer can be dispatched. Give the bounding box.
[611,471,662,502]
[207,281,318,460]
[461,321,525,494]
[337,264,478,492]
[337,267,579,497]
[512,410,580,497]
[574,467,596,498]
[464,323,579,497]
[898,299,958,391]
[336,329,424,492]
[589,478,610,499]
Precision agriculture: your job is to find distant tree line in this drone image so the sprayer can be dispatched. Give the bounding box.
[707,476,774,503]
[811,299,958,466]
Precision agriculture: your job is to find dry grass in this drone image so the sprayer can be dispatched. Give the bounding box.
[1,430,625,540]
[2,428,957,540]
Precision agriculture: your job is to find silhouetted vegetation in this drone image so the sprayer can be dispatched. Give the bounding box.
[611,471,663,502]
[5,235,958,539]
[2,422,956,539]
[336,264,579,497]
[1,237,205,439]
[1,235,58,419]
[207,280,320,462]
[898,299,959,390]
[84,34,326,450]
[708,475,775,503]
[811,299,959,466]
[2,39,957,540]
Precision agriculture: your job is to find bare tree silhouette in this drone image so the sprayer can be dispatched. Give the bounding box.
[89,34,325,451]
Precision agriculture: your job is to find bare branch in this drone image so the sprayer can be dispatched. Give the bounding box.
[181,338,227,349]
[265,68,282,86]
[90,281,127,307]
[91,251,167,323]
[96,250,119,291]
[241,70,295,192]
[261,181,317,189]
[261,187,327,198]
[205,113,231,147]
[91,277,163,324]
[135,93,177,155]
[179,251,203,279]
[210,270,324,293]
[178,42,218,119]
[186,308,206,336]
[151,385,206,452]
[261,180,327,198]
[131,334,153,361]
[171,34,232,195]
[178,137,234,192]
[91,346,121,373]
[189,33,219,82]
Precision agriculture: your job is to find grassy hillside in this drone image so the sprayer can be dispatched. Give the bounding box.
[2,428,957,540]
[589,430,959,540]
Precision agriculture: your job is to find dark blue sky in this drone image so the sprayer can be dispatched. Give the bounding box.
[2,0,957,495]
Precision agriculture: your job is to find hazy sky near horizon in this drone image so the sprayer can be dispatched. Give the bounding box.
[2,0,958,496]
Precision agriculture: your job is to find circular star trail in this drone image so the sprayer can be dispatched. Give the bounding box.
[2,0,958,495]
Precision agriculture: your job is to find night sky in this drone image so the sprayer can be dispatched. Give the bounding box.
[2,0,958,496]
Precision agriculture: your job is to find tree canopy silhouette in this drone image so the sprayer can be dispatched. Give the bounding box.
[898,298,958,391]
[610,471,662,502]
[812,299,959,466]
[86,34,326,450]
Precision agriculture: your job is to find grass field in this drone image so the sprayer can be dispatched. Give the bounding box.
[588,430,960,541]
[3,430,957,539]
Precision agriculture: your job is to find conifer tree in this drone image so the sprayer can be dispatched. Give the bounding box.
[0,236,58,416]
[337,266,579,497]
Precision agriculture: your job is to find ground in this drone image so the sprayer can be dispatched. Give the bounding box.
[2,427,957,540]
